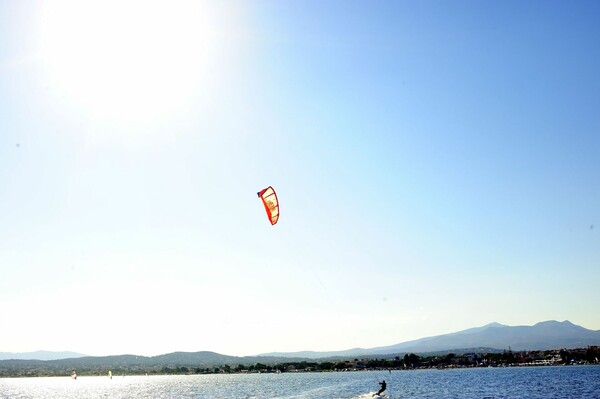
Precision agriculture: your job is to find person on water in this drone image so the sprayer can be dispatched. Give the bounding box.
[373,380,386,396]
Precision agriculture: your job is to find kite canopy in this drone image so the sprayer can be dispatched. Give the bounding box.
[257,186,279,225]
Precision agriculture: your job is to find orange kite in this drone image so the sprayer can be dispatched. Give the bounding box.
[257,186,279,225]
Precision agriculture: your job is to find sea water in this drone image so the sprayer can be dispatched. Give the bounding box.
[1,366,599,398]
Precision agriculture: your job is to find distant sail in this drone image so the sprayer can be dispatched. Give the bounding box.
[108,370,112,379]
[257,186,279,225]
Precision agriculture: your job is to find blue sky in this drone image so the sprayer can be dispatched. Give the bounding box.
[1,0,598,357]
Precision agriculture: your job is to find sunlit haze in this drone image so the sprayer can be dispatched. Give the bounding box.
[1,1,599,357]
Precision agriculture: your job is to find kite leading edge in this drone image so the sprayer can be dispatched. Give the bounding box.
[257,186,279,225]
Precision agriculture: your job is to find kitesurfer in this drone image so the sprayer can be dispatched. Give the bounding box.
[373,380,386,396]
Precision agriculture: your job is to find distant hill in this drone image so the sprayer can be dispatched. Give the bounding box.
[0,351,310,377]
[0,351,87,361]
[3,320,598,374]
[260,320,600,358]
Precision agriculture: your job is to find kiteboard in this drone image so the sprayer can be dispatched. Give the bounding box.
[353,393,387,399]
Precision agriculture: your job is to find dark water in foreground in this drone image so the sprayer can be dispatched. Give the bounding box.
[1,366,599,398]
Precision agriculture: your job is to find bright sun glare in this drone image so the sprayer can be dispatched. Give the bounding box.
[40,0,216,127]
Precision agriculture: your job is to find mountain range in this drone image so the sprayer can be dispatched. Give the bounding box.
[0,350,87,361]
[260,320,600,359]
[2,320,599,363]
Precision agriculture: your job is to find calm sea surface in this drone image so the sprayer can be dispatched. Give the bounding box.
[1,366,599,399]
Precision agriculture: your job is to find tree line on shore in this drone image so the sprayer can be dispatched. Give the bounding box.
[1,347,598,378]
